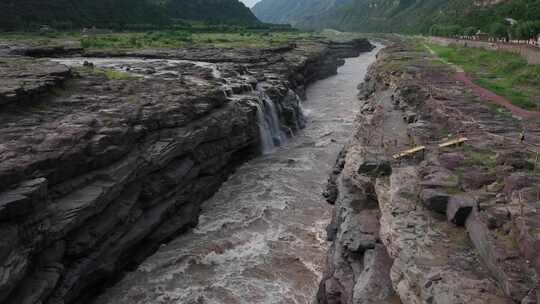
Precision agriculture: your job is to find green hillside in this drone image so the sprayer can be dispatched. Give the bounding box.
[253,0,540,35]
[0,0,260,31]
[252,0,352,25]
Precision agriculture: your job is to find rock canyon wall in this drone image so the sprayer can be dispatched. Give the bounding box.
[0,38,373,304]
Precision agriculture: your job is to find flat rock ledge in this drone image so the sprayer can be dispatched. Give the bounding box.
[0,56,71,106]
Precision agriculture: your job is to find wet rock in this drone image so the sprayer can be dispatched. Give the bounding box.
[82,61,94,68]
[360,102,375,113]
[324,148,348,204]
[326,210,339,242]
[357,79,376,100]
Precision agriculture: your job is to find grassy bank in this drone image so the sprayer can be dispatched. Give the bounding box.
[428,43,540,111]
[0,30,313,49]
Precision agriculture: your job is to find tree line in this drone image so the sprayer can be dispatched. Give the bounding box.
[0,0,261,32]
[429,21,540,40]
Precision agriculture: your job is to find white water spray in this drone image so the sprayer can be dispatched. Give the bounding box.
[256,87,288,154]
[294,92,307,130]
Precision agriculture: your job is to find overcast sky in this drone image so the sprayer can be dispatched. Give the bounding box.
[240,0,260,8]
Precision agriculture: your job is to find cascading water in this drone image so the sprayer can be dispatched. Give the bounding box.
[295,92,307,130]
[255,87,288,154]
[255,102,278,153]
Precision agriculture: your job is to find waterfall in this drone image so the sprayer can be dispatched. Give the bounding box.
[255,102,277,153]
[294,92,307,130]
[262,95,287,145]
[255,88,287,154]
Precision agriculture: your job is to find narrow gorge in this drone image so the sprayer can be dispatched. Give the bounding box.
[93,42,382,304]
[0,35,375,304]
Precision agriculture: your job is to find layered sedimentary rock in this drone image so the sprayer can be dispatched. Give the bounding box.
[91,44,382,304]
[0,56,71,105]
[319,38,540,303]
[0,37,373,304]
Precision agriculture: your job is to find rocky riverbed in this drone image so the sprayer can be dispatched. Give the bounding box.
[0,36,373,304]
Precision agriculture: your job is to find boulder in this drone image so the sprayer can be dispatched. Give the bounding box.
[446,194,476,225]
[421,188,450,214]
[403,111,417,123]
[358,160,392,177]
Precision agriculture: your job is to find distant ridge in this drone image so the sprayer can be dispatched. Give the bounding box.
[252,0,540,34]
[252,0,350,26]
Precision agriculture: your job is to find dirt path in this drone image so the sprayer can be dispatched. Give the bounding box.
[424,43,540,119]
[454,72,540,119]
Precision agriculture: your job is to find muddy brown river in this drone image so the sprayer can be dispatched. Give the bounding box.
[94,44,382,304]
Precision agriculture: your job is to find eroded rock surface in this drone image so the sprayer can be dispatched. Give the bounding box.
[0,56,71,105]
[0,37,373,304]
[318,38,540,303]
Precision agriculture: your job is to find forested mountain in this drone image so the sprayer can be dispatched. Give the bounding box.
[251,0,352,25]
[0,0,259,31]
[252,0,540,34]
